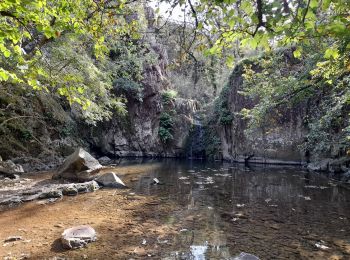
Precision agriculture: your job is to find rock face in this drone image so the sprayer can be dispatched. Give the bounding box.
[61,225,96,249]
[213,55,307,164]
[83,9,199,158]
[53,148,102,182]
[96,172,127,188]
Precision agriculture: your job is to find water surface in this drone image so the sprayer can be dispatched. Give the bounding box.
[1,159,349,259]
[129,159,350,259]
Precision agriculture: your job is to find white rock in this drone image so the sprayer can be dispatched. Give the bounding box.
[233,252,260,260]
[61,225,96,249]
[153,178,160,184]
[96,172,127,188]
[315,242,330,250]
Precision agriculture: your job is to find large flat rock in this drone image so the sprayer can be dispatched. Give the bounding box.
[53,148,102,182]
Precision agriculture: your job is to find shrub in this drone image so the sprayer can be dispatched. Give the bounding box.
[114,78,143,101]
[161,90,177,104]
[158,112,175,143]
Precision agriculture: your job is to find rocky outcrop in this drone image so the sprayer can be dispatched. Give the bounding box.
[0,180,100,207]
[211,52,350,179]
[86,46,199,158]
[213,56,307,165]
[53,148,102,182]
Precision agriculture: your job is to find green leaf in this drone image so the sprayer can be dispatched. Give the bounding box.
[322,0,331,10]
[293,47,302,58]
[225,55,235,68]
[324,48,339,59]
[3,49,11,58]
[0,69,10,81]
[309,0,318,9]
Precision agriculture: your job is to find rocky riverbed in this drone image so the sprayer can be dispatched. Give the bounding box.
[0,159,350,259]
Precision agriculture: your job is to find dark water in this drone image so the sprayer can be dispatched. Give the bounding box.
[125,159,350,259]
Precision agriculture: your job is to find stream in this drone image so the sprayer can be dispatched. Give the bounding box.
[0,159,350,259]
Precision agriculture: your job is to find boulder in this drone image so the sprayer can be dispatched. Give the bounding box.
[61,225,96,249]
[53,148,102,182]
[62,185,78,196]
[96,172,127,188]
[74,181,100,193]
[0,160,24,179]
[98,156,111,164]
[0,160,24,173]
[0,169,18,179]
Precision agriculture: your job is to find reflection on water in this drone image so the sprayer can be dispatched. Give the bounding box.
[1,158,349,259]
[128,159,350,259]
[190,244,207,260]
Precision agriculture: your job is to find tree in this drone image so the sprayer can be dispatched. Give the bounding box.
[0,0,138,102]
[155,0,349,63]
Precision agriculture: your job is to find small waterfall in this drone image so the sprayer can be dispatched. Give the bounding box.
[188,113,205,159]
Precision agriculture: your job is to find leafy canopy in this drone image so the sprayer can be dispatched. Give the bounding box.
[0,0,137,99]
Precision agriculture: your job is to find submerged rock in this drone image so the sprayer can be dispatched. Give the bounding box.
[232,252,260,260]
[53,148,102,182]
[152,178,163,185]
[61,225,96,249]
[341,170,350,183]
[96,172,127,188]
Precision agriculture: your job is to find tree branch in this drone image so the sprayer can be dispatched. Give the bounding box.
[302,0,311,24]
[253,0,264,36]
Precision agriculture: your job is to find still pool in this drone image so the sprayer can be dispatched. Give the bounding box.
[0,159,349,259]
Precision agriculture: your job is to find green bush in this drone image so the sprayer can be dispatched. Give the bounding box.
[114,78,143,101]
[158,112,175,143]
[213,84,233,126]
[161,90,177,104]
[158,126,173,143]
[19,129,33,141]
